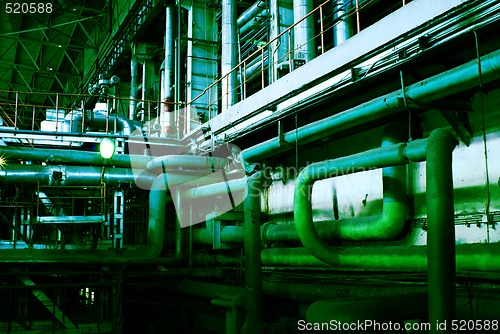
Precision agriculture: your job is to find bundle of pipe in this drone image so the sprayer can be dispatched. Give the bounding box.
[241,48,500,163]
[0,155,230,263]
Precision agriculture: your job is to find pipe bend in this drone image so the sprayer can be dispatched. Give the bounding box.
[294,127,408,264]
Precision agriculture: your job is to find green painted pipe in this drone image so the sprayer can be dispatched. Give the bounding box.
[242,172,265,334]
[242,49,500,162]
[426,129,456,331]
[294,143,409,265]
[260,244,500,271]
[0,145,152,168]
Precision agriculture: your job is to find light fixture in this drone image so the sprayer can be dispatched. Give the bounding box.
[99,138,116,159]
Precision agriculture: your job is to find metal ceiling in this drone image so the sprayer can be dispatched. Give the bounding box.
[0,0,108,110]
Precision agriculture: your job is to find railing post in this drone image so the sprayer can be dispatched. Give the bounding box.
[55,94,59,133]
[148,100,151,136]
[14,91,18,129]
[261,48,265,89]
[243,60,247,99]
[320,5,325,54]
[32,105,35,131]
[288,30,293,73]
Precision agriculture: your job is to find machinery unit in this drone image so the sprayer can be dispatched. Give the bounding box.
[1,0,500,332]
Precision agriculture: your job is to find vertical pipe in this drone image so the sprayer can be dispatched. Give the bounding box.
[355,0,361,33]
[164,5,176,136]
[426,129,456,332]
[242,172,264,334]
[221,0,238,110]
[176,0,182,136]
[130,53,138,120]
[293,0,314,63]
[333,0,354,46]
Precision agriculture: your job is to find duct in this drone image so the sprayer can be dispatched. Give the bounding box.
[163,5,176,136]
[0,145,153,169]
[65,111,141,136]
[242,172,265,334]
[333,0,354,46]
[241,48,500,163]
[92,114,141,136]
[130,54,138,120]
[222,0,238,110]
[293,0,314,62]
[237,0,266,28]
[426,129,456,328]
[0,164,156,187]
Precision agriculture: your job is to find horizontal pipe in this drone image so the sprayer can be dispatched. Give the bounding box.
[146,155,229,173]
[183,177,247,200]
[242,48,500,162]
[0,145,152,168]
[237,0,266,28]
[260,244,500,271]
[0,164,155,187]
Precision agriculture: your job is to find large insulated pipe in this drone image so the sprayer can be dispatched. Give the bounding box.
[145,155,229,173]
[242,172,265,334]
[222,0,238,110]
[0,145,152,168]
[293,0,315,62]
[130,53,138,120]
[0,164,156,187]
[239,9,269,37]
[163,5,176,136]
[426,129,456,330]
[64,111,141,135]
[237,0,266,28]
[333,0,354,46]
[260,243,500,271]
[242,49,500,162]
[183,177,247,200]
